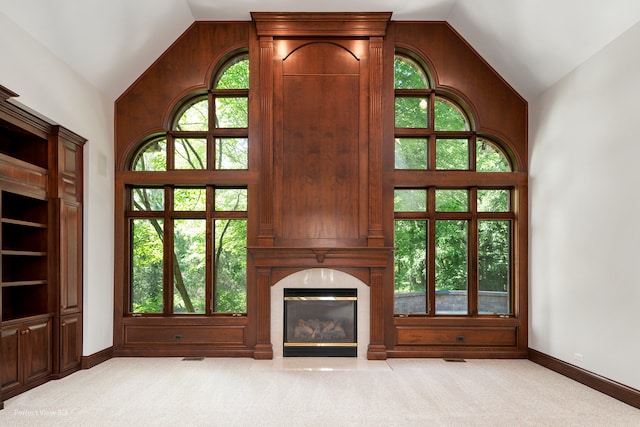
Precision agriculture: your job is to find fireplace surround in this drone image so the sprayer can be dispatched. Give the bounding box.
[271,268,371,358]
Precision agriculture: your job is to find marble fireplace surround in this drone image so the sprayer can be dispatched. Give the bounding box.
[272,268,369,358]
[250,246,392,359]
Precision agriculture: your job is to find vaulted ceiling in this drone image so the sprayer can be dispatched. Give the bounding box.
[2,0,640,101]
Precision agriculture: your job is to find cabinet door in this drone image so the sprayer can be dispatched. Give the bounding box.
[0,326,21,393]
[22,318,51,384]
[60,313,82,372]
[60,200,82,315]
[57,137,82,200]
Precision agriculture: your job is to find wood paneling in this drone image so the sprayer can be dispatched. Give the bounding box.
[278,43,361,243]
[396,326,517,347]
[114,16,528,360]
[115,23,250,167]
[124,325,245,346]
[390,22,527,168]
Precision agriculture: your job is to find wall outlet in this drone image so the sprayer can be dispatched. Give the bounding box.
[574,352,584,361]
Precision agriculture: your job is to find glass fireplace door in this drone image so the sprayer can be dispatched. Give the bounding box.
[283,288,357,357]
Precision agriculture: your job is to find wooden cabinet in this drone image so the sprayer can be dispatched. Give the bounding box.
[52,129,84,378]
[59,313,82,373]
[0,86,85,407]
[57,197,82,316]
[1,316,52,397]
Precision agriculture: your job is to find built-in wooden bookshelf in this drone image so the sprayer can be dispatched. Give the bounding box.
[2,192,49,322]
[0,86,85,409]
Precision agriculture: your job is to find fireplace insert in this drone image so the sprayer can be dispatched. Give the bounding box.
[283,288,357,357]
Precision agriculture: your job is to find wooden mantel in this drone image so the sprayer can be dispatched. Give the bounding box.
[248,246,393,268]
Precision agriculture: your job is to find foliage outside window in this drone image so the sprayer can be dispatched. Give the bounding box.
[393,52,514,316]
[127,53,249,316]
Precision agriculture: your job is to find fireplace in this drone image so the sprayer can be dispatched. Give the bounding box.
[250,248,391,359]
[284,288,357,357]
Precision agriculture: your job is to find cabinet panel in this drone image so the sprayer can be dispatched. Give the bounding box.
[0,317,51,395]
[58,141,80,199]
[60,200,81,314]
[0,326,20,393]
[60,314,82,372]
[60,142,78,177]
[396,326,517,347]
[23,318,52,383]
[125,325,245,346]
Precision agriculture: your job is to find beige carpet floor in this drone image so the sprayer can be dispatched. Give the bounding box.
[1,357,638,426]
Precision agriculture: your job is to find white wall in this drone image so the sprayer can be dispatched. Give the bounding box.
[529,20,640,390]
[0,12,114,356]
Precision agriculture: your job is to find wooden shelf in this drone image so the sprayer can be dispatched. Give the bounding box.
[2,250,47,257]
[1,217,47,228]
[1,312,52,326]
[2,280,47,288]
[0,125,48,169]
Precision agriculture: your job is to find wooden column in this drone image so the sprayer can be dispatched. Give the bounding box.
[367,267,387,359]
[253,267,273,359]
[257,36,275,246]
[368,36,385,247]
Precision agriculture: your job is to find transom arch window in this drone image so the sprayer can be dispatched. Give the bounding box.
[131,137,167,171]
[125,52,249,316]
[393,50,517,317]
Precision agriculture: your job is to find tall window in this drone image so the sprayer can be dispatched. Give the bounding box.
[393,52,515,316]
[126,53,249,315]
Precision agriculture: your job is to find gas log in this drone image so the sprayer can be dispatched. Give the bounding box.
[293,318,347,341]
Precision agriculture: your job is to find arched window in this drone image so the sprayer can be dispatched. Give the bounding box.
[393,52,516,317]
[125,53,249,316]
[131,138,167,171]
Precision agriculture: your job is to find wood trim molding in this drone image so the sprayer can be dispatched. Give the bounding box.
[0,84,19,102]
[251,12,392,37]
[0,97,52,137]
[82,346,114,370]
[52,125,88,146]
[528,348,640,409]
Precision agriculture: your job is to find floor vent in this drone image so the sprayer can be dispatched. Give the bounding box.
[182,357,205,361]
[443,358,466,362]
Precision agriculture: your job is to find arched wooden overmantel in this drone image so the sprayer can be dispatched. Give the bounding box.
[250,12,395,360]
